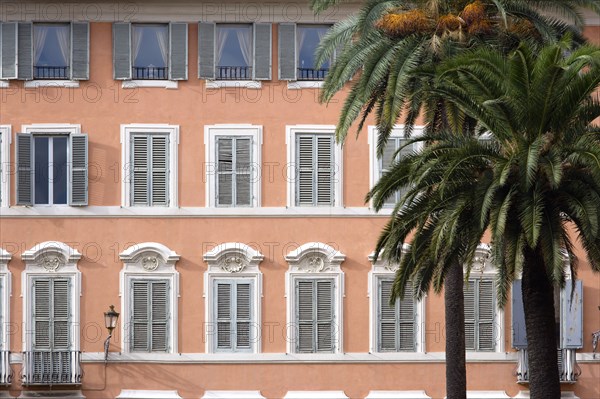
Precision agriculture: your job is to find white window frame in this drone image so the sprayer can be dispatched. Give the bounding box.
[203,243,264,354]
[284,242,345,354]
[286,125,343,208]
[465,244,505,353]
[368,247,426,354]
[0,248,12,385]
[204,124,262,208]
[120,124,179,207]
[119,242,180,355]
[21,241,82,354]
[0,125,11,208]
[368,125,424,208]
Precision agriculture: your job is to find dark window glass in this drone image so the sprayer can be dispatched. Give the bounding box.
[33,24,70,79]
[297,25,330,81]
[132,24,169,79]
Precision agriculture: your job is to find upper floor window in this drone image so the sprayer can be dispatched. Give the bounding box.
[287,125,343,208]
[113,23,188,82]
[278,24,331,82]
[121,124,179,207]
[120,243,180,354]
[0,22,89,81]
[17,124,88,207]
[198,23,272,82]
[205,125,262,208]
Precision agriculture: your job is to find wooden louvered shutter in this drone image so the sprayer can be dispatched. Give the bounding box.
[378,279,396,351]
[253,23,271,80]
[17,22,33,80]
[69,134,88,206]
[296,135,314,206]
[217,138,233,206]
[464,281,476,350]
[33,279,51,350]
[131,281,150,351]
[478,280,495,351]
[511,279,527,348]
[316,280,334,352]
[131,280,169,352]
[216,282,232,349]
[52,279,71,350]
[150,135,169,206]
[278,24,296,80]
[151,281,169,351]
[131,135,149,206]
[398,284,416,351]
[169,23,188,80]
[1,22,18,79]
[235,138,252,206]
[236,282,252,349]
[16,133,33,206]
[560,279,583,349]
[316,136,334,205]
[198,22,215,79]
[381,139,397,207]
[296,280,315,352]
[113,23,132,80]
[71,22,89,80]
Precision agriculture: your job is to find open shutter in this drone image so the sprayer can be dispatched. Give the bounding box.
[217,137,233,206]
[131,135,149,206]
[235,138,252,206]
[478,280,495,351]
[151,135,169,206]
[296,136,314,205]
[316,280,334,352]
[464,281,476,350]
[297,280,315,352]
[378,279,396,351]
[198,22,215,79]
[381,139,397,207]
[16,133,33,206]
[131,281,150,351]
[69,134,88,206]
[253,23,271,80]
[52,279,71,350]
[278,23,296,80]
[113,23,131,80]
[150,281,169,352]
[398,284,416,351]
[71,22,89,80]
[512,279,527,348]
[316,136,334,205]
[17,22,33,80]
[216,282,232,349]
[169,23,188,80]
[33,279,51,350]
[236,282,252,349]
[1,23,18,79]
[560,279,583,349]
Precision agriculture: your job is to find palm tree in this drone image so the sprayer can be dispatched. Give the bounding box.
[369,38,600,398]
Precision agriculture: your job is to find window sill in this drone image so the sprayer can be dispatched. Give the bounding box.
[0,81,8,89]
[287,81,325,89]
[24,80,79,88]
[122,80,179,89]
[206,80,262,89]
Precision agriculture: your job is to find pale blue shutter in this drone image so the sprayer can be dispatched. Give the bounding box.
[151,281,169,352]
[16,133,33,206]
[131,280,169,352]
[33,279,51,350]
[113,23,131,80]
[316,280,334,352]
[560,280,583,349]
[169,23,188,80]
[217,137,233,206]
[381,138,414,206]
[69,134,88,206]
[398,284,416,351]
[17,22,33,80]
[1,22,18,79]
[278,24,296,80]
[316,136,334,205]
[236,282,252,349]
[235,138,252,206]
[296,135,315,206]
[512,280,527,348]
[198,22,215,79]
[464,281,476,350]
[131,135,149,206]
[131,281,150,351]
[150,135,169,206]
[216,282,232,349]
[253,23,271,80]
[52,279,71,350]
[379,279,396,351]
[296,280,315,353]
[71,22,89,80]
[214,280,254,351]
[478,280,495,351]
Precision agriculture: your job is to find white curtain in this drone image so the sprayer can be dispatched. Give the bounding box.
[155,27,168,67]
[296,28,307,68]
[33,25,49,64]
[132,26,145,65]
[55,26,70,66]
[236,27,252,67]
[317,28,329,68]
[216,28,230,65]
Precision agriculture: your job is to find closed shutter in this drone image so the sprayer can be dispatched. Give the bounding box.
[0,279,3,347]
[71,22,89,80]
[214,280,254,351]
[296,279,334,353]
[113,23,132,80]
[131,134,169,206]
[278,23,296,80]
[169,23,188,80]
[16,133,33,206]
[398,284,416,351]
[198,22,215,79]
[131,135,149,206]
[379,279,416,351]
[296,280,315,352]
[217,137,252,207]
[236,283,251,349]
[464,281,476,350]
[151,135,169,206]
[216,282,232,349]
[131,280,169,352]
[69,134,88,206]
[52,279,71,350]
[33,278,70,350]
[17,22,33,80]
[511,279,527,348]
[316,136,334,205]
[296,135,335,206]
[253,23,271,80]
[560,279,583,349]
[1,22,18,79]
[316,280,333,351]
[297,135,314,205]
[478,280,495,351]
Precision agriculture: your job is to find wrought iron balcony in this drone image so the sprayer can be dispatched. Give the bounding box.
[515,348,581,383]
[22,350,82,386]
[34,66,69,79]
[297,67,328,81]
[132,66,168,80]
[0,350,12,385]
[216,66,252,80]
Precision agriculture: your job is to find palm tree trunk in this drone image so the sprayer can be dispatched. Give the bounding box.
[445,260,467,399]
[522,247,560,399]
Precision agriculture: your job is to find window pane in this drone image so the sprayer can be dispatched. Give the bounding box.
[216,24,252,79]
[53,137,68,205]
[34,137,49,205]
[132,24,169,79]
[297,25,330,80]
[34,24,70,79]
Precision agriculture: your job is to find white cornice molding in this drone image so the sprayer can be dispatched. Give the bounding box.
[119,242,180,266]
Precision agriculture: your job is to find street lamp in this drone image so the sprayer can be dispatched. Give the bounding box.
[103,305,120,362]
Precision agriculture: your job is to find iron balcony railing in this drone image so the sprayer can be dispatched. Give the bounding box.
[297,67,329,81]
[515,348,581,383]
[132,66,168,80]
[216,66,252,80]
[34,66,69,79]
[22,350,82,386]
[0,350,12,385]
